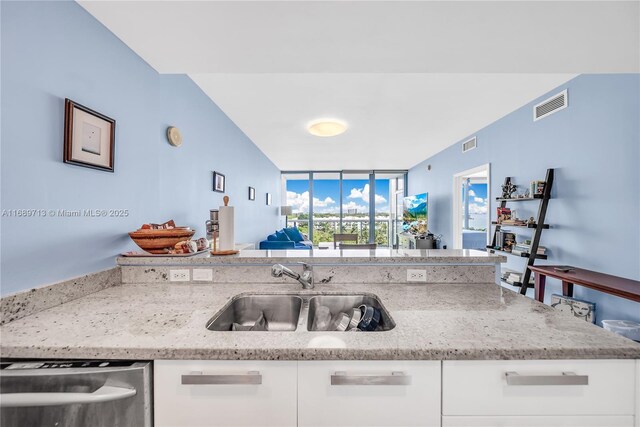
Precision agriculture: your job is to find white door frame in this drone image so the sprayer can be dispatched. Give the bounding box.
[452,163,491,250]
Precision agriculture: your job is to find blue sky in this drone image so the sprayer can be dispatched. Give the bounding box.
[286,179,390,214]
[464,183,488,229]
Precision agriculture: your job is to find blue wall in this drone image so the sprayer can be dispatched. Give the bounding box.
[1,1,281,295]
[409,74,640,325]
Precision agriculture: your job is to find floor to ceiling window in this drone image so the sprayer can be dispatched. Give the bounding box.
[341,172,372,245]
[282,171,407,247]
[311,172,341,245]
[282,172,311,237]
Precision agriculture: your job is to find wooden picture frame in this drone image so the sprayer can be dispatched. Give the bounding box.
[248,187,256,201]
[64,98,116,172]
[213,172,226,193]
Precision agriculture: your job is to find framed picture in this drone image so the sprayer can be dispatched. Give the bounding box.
[266,193,272,205]
[248,187,255,201]
[63,98,116,172]
[213,172,226,193]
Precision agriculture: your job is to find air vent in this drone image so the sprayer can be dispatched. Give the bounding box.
[534,89,568,121]
[462,137,477,153]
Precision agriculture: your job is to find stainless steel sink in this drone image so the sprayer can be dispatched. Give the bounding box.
[206,293,394,332]
[307,294,395,331]
[206,295,303,331]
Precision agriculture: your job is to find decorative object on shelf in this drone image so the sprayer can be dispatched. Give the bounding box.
[530,180,546,196]
[212,171,225,193]
[488,169,554,295]
[266,193,272,205]
[550,294,596,323]
[500,182,517,199]
[496,207,511,224]
[166,126,183,147]
[248,187,255,201]
[63,98,116,172]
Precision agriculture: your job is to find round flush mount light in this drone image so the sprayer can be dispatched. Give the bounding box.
[307,120,347,137]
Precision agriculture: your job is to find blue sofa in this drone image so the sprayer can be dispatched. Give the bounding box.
[259,227,313,250]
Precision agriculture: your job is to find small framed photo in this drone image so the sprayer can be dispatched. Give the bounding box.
[266,193,272,205]
[64,98,116,172]
[248,187,255,201]
[213,172,226,193]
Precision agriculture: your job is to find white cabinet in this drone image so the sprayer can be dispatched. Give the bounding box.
[154,360,297,427]
[298,360,441,427]
[443,360,636,418]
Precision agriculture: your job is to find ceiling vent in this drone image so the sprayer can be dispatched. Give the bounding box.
[534,89,568,121]
[462,137,477,153]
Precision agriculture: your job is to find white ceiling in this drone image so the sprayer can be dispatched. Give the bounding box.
[78,1,639,170]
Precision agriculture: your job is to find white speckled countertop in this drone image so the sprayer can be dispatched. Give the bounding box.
[116,249,506,266]
[2,281,638,360]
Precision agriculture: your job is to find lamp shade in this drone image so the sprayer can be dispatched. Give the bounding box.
[280,206,293,216]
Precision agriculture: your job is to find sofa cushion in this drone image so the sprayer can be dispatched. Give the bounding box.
[266,233,278,241]
[283,227,305,242]
[275,230,291,241]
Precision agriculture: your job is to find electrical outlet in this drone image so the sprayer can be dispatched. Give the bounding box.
[169,269,190,282]
[192,269,213,281]
[407,269,427,282]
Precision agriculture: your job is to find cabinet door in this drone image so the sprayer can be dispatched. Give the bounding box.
[442,415,634,426]
[154,360,297,427]
[298,360,441,427]
[443,359,636,416]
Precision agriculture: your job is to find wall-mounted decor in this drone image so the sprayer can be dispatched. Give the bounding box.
[63,98,115,172]
[248,187,255,201]
[166,126,183,147]
[266,193,272,205]
[212,172,226,193]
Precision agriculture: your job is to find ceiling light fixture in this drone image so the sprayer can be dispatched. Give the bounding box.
[307,120,347,137]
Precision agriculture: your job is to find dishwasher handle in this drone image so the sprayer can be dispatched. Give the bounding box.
[0,385,137,408]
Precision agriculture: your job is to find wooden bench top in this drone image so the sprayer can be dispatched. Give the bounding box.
[528,265,640,303]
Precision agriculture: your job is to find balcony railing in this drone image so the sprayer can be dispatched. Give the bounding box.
[286,218,400,247]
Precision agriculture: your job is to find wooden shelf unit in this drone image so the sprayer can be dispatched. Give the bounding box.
[487,168,554,295]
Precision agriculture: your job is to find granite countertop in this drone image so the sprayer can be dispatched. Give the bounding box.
[2,281,638,361]
[117,248,506,266]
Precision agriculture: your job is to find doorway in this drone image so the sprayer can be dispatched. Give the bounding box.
[452,164,490,250]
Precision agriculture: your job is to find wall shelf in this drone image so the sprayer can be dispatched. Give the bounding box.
[486,246,548,260]
[491,222,550,229]
[490,168,554,296]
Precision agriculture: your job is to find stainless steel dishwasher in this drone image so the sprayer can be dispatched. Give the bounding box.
[0,360,152,427]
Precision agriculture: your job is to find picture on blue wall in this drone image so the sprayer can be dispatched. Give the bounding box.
[212,171,225,193]
[403,193,428,235]
[63,98,116,172]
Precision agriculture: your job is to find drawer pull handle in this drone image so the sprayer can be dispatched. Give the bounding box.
[505,371,588,386]
[181,371,262,385]
[331,371,411,386]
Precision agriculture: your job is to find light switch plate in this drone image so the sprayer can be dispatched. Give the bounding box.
[407,269,427,282]
[169,269,190,282]
[192,269,213,281]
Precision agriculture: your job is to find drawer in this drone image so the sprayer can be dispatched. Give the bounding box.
[154,360,297,427]
[443,360,636,416]
[298,360,441,427]
[443,415,634,426]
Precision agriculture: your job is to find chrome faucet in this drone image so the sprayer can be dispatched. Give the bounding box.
[271,263,314,289]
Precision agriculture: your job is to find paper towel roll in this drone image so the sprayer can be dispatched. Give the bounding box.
[218,206,235,251]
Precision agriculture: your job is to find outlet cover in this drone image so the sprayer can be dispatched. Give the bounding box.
[169,269,190,282]
[192,269,213,281]
[407,269,427,282]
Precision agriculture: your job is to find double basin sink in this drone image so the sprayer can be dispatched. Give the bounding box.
[206,294,395,332]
